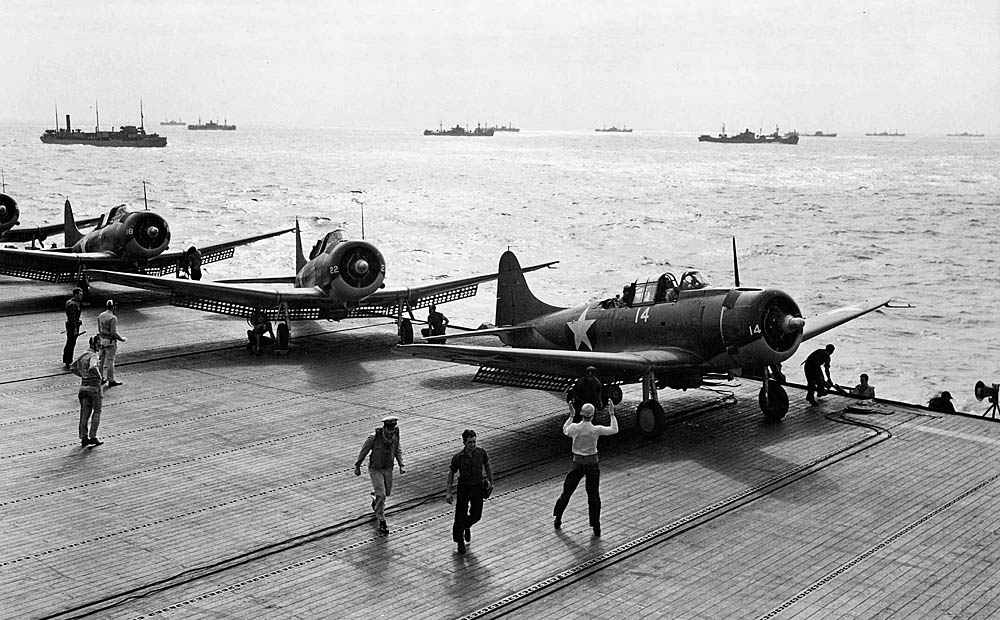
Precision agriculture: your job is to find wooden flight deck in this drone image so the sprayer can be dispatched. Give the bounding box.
[2,276,998,619]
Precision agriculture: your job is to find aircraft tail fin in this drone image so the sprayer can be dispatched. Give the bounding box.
[63,200,84,247]
[294,219,307,273]
[496,250,564,326]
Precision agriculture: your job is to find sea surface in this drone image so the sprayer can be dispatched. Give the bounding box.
[2,123,998,412]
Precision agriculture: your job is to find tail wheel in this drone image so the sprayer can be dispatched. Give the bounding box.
[398,318,413,344]
[636,400,666,438]
[759,381,789,422]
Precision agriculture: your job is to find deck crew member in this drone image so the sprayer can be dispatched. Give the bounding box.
[553,401,618,537]
[63,287,84,369]
[928,391,955,413]
[355,415,405,534]
[97,299,127,387]
[72,335,104,447]
[850,373,876,399]
[803,344,835,405]
[427,305,449,342]
[567,366,604,420]
[446,429,494,554]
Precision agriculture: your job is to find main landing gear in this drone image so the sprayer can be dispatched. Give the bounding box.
[635,372,667,438]
[757,365,789,422]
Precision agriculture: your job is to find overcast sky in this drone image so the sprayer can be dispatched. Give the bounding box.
[5,0,999,133]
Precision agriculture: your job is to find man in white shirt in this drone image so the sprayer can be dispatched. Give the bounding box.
[552,401,618,537]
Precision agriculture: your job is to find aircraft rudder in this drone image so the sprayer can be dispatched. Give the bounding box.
[496,250,561,326]
[63,199,83,247]
[294,219,307,273]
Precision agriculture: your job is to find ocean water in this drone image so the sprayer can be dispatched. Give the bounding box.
[2,123,999,411]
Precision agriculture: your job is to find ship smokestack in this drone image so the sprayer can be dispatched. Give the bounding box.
[66,115,71,133]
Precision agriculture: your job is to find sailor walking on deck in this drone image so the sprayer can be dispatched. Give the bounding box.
[72,335,104,447]
[355,415,405,534]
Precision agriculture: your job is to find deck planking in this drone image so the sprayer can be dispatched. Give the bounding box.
[1,277,998,619]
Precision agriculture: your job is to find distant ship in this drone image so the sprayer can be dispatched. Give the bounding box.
[698,124,798,144]
[804,131,837,137]
[160,119,186,126]
[40,103,166,148]
[595,126,632,133]
[488,123,520,132]
[865,131,905,136]
[188,119,236,131]
[423,123,494,136]
[947,132,984,137]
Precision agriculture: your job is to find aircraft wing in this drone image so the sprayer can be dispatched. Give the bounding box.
[86,269,332,314]
[2,216,101,244]
[353,260,558,317]
[395,343,704,391]
[140,227,296,275]
[801,299,892,342]
[0,247,121,283]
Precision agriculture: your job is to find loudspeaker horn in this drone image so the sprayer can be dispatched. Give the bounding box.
[975,381,998,402]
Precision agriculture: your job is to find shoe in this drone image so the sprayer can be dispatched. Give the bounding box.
[592,526,601,537]
[807,397,818,406]
[464,527,471,542]
[457,540,466,554]
[107,381,123,388]
[64,364,71,370]
[89,438,103,447]
[553,517,561,530]
[80,438,89,447]
[378,520,389,534]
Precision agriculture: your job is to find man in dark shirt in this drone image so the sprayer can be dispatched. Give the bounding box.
[427,305,449,343]
[446,429,493,554]
[803,344,835,405]
[928,391,956,413]
[63,287,84,368]
[568,366,604,420]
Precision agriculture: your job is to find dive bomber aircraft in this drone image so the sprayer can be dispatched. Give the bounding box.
[87,221,557,347]
[0,198,293,288]
[396,249,892,436]
[0,193,100,246]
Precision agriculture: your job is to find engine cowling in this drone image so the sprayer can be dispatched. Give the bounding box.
[0,193,19,236]
[321,240,386,302]
[76,210,171,260]
[720,288,804,369]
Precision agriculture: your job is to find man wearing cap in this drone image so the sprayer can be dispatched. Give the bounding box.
[446,429,493,554]
[355,415,405,534]
[567,365,604,421]
[553,401,618,537]
[803,344,835,405]
[928,391,956,413]
[72,335,104,447]
[97,299,127,387]
[62,287,84,369]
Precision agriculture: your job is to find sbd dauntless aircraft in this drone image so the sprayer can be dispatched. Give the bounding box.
[0,193,100,246]
[87,221,557,346]
[396,249,891,436]
[0,199,293,288]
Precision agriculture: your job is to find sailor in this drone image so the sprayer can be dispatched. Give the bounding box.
[928,391,955,413]
[567,366,604,420]
[354,415,405,534]
[63,287,84,369]
[97,299,127,387]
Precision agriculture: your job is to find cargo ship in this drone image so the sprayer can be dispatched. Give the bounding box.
[805,131,837,137]
[40,104,166,148]
[595,126,632,133]
[947,132,984,137]
[188,119,236,130]
[159,119,186,126]
[488,123,520,132]
[698,124,798,144]
[423,123,494,136]
[865,131,905,136]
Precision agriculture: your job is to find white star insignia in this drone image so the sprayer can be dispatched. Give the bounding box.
[566,306,597,351]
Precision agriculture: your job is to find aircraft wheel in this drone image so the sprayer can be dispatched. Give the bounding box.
[636,400,666,438]
[398,318,414,345]
[605,385,623,405]
[758,381,789,422]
